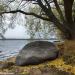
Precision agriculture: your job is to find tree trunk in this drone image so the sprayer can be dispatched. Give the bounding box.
[64,32,75,40]
[63,28,75,40]
[57,22,75,40]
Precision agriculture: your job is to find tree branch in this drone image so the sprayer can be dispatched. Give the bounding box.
[53,0,64,21]
[44,0,50,8]
[37,0,73,34]
[0,10,50,21]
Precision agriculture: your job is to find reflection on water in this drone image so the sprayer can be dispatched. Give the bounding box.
[0,39,59,61]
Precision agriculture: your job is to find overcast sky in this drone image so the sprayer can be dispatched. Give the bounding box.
[4,25,30,39]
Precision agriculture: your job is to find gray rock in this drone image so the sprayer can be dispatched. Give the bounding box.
[16,41,59,66]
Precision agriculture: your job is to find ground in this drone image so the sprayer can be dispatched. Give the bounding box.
[0,40,75,75]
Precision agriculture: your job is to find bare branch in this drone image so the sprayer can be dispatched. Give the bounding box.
[53,0,64,21]
[44,0,50,8]
[0,10,50,21]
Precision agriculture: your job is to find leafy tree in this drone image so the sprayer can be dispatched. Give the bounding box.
[0,0,75,40]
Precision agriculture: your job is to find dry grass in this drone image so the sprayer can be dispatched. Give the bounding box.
[0,58,75,75]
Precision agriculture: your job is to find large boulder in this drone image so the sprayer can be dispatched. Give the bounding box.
[16,41,59,66]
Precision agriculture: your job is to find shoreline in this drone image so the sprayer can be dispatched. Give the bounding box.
[0,40,75,75]
[0,56,74,75]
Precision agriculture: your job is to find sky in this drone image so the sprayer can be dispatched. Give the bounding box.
[4,25,30,39]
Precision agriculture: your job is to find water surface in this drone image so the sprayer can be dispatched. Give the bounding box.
[0,39,59,61]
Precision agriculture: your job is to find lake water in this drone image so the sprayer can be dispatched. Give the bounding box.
[0,39,60,61]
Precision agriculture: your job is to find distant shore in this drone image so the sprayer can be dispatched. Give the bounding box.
[0,38,59,40]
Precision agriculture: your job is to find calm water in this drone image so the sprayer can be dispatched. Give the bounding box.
[0,39,59,61]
